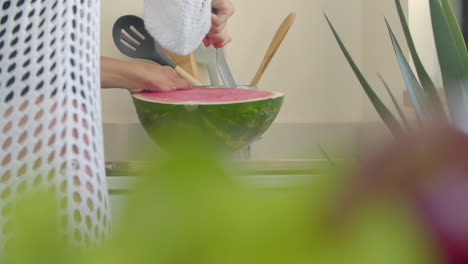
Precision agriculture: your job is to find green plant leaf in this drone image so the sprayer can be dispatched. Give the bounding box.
[324,13,403,136]
[394,0,444,113]
[378,74,410,129]
[440,0,468,73]
[429,0,468,118]
[385,20,429,121]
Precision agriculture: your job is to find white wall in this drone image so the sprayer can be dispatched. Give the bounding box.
[100,0,144,124]
[100,0,409,124]
[226,0,365,123]
[360,0,410,121]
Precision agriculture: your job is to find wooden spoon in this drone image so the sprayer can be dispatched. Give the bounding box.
[250,12,296,86]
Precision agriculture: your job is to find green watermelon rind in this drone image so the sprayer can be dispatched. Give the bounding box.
[132,92,284,152]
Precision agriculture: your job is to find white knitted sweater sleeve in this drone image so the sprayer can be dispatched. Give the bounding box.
[144,0,212,55]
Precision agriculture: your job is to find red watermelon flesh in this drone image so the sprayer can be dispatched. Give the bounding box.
[134,87,282,104]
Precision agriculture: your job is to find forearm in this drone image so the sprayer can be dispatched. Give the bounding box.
[100,56,191,93]
[100,56,133,89]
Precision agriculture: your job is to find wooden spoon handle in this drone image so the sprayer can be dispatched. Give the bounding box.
[175,66,203,86]
[250,13,296,87]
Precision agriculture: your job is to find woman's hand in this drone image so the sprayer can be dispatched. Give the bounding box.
[100,56,191,93]
[203,0,235,48]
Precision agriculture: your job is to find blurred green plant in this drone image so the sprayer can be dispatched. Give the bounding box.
[325,0,468,135]
[0,141,436,264]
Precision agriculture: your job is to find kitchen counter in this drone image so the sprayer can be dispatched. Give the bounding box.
[103,121,390,162]
[105,159,332,224]
[103,121,390,192]
[105,159,330,192]
[103,121,390,222]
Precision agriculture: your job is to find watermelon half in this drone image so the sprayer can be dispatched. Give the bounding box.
[132,87,284,152]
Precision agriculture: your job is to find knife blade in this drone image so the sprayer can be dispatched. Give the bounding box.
[216,48,237,88]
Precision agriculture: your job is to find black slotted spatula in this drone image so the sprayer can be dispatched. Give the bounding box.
[112,15,202,86]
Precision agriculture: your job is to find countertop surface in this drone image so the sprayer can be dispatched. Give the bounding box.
[103,122,388,162]
[103,121,389,192]
[105,159,331,192]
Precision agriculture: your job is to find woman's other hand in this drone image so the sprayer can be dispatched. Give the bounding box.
[101,56,191,93]
[203,0,235,48]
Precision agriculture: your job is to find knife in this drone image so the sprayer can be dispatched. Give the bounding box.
[216,48,237,88]
[211,7,237,88]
